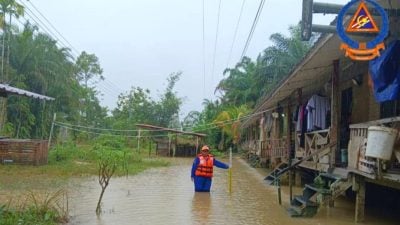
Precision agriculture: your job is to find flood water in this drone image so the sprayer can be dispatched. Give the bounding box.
[68,157,398,225]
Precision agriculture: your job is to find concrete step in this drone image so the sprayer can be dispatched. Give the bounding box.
[305,184,331,195]
[320,172,342,181]
[287,206,303,217]
[292,195,318,207]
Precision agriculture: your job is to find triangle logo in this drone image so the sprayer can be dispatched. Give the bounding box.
[346,1,379,33]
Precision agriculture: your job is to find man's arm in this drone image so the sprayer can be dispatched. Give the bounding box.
[214,158,229,169]
[191,157,199,178]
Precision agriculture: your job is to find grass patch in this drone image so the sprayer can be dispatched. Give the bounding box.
[0,190,69,225]
[0,138,171,222]
[0,141,170,191]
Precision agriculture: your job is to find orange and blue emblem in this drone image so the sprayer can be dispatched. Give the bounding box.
[346,1,378,33]
[337,0,389,61]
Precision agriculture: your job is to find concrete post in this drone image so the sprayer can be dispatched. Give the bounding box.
[355,176,366,222]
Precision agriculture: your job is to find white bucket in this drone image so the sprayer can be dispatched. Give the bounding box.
[366,126,398,160]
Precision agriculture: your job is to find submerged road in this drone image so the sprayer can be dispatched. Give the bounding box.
[68,157,397,225]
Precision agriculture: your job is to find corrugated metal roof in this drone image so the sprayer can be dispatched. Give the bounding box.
[241,1,399,128]
[0,84,55,101]
[241,33,339,128]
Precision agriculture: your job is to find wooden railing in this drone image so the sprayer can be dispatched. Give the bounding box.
[263,138,287,159]
[242,138,288,160]
[241,139,259,154]
[304,129,330,163]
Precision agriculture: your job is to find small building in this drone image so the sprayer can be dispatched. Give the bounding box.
[0,84,54,165]
[136,124,206,157]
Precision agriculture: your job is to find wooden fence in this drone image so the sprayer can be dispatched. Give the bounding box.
[0,139,48,165]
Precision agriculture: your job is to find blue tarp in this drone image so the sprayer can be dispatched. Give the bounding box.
[369,40,400,102]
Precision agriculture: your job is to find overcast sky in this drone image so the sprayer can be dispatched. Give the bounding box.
[28,0,348,118]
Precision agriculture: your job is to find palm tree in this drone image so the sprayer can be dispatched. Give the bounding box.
[213,105,249,150]
[7,23,78,137]
[0,0,23,82]
[0,0,23,133]
[215,24,312,111]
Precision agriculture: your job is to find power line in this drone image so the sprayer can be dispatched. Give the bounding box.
[55,121,160,133]
[240,0,266,60]
[55,123,172,138]
[24,0,80,56]
[226,0,246,68]
[202,0,206,99]
[15,13,125,103]
[211,0,222,92]
[16,5,72,55]
[19,1,126,97]
[103,78,124,93]
[96,81,121,98]
[54,102,278,134]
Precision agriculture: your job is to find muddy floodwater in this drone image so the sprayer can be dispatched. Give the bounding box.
[68,158,398,225]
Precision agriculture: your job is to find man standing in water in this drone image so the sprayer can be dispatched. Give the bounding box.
[191,145,229,192]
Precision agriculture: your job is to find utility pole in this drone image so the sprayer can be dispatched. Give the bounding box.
[48,113,57,150]
[137,129,141,153]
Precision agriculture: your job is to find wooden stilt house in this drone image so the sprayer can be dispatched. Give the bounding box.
[241,0,400,222]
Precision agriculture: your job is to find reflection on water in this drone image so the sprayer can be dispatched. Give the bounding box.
[191,192,211,225]
[68,157,398,225]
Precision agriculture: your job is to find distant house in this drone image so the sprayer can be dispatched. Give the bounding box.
[136,124,206,157]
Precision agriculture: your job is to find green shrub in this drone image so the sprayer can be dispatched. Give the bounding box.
[94,135,126,149]
[210,150,224,157]
[48,145,73,162]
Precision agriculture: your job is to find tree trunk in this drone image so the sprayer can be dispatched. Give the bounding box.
[0,12,8,134]
[96,185,107,214]
[1,12,5,82]
[0,97,7,134]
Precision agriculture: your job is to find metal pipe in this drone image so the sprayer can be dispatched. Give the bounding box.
[313,2,400,16]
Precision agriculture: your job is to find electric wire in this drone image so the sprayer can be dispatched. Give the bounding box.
[53,104,278,135]
[55,123,174,138]
[55,121,162,133]
[211,0,222,92]
[16,6,71,54]
[20,4,121,94]
[23,0,80,56]
[14,1,283,136]
[202,0,206,99]
[18,1,126,96]
[18,2,70,52]
[240,0,266,60]
[226,0,246,68]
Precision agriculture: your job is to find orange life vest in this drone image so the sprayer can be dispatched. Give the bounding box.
[195,154,214,178]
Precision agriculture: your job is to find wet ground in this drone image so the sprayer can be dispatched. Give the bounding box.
[67,157,399,225]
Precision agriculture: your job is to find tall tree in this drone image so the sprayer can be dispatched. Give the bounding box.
[197,24,312,149]
[154,72,182,127]
[0,0,23,133]
[0,0,23,82]
[8,23,78,138]
[213,105,249,150]
[75,51,103,88]
[113,87,155,131]
[217,57,257,107]
[216,24,311,109]
[112,72,182,131]
[75,51,104,126]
